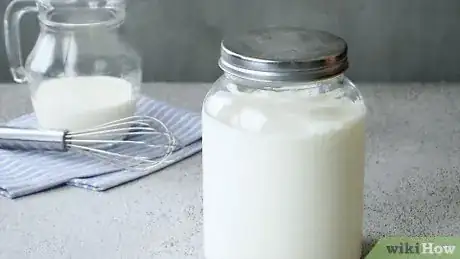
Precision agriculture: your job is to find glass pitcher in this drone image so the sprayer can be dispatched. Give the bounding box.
[4,0,142,131]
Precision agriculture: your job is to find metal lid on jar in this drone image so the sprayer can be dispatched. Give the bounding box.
[219,27,349,82]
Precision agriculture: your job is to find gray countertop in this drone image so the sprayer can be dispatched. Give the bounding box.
[1,82,460,259]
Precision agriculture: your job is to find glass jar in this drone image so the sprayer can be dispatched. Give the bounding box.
[202,27,366,259]
[4,0,142,132]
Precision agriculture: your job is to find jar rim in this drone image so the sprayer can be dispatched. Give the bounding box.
[38,8,124,30]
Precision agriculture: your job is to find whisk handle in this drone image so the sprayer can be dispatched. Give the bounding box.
[0,126,67,151]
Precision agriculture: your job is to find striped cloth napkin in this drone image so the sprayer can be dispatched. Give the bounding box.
[0,96,202,198]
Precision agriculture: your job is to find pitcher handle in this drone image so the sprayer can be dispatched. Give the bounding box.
[4,0,38,83]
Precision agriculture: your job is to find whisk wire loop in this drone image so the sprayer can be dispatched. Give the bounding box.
[66,115,179,171]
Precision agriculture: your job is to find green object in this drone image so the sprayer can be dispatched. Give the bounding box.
[366,237,460,259]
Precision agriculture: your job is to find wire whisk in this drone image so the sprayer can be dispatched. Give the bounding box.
[0,115,180,171]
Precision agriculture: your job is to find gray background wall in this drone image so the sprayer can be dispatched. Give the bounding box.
[0,0,460,83]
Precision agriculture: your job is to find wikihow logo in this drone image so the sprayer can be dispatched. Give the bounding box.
[366,237,460,259]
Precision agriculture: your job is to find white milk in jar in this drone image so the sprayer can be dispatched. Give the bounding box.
[202,27,367,259]
[203,86,366,259]
[31,76,136,131]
